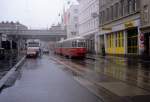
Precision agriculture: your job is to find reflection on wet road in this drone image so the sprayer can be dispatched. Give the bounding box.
[86,58,150,91]
[0,54,21,79]
[0,55,100,102]
[52,55,150,102]
[58,55,150,91]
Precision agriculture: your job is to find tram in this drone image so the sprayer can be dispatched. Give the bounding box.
[55,37,87,58]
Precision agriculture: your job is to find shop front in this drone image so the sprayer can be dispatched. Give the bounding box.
[102,19,140,56]
[140,27,150,57]
[127,28,138,54]
[106,30,125,55]
[144,33,150,56]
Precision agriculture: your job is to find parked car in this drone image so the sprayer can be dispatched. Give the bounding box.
[43,48,49,54]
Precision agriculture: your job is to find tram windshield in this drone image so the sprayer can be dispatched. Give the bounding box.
[28,42,40,47]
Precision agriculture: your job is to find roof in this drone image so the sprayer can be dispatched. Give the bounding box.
[58,36,85,43]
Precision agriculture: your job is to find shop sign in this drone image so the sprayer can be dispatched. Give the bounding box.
[102,27,112,31]
[124,21,134,28]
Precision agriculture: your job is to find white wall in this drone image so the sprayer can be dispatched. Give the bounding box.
[67,5,79,38]
[78,0,99,36]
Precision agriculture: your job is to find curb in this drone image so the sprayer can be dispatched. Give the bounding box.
[0,56,26,89]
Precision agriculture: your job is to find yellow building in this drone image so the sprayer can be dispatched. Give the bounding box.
[98,0,141,55]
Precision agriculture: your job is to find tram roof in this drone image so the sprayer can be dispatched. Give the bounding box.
[58,36,85,43]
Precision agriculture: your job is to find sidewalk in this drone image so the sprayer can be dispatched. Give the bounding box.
[86,53,150,63]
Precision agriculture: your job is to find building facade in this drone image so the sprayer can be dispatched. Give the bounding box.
[140,0,150,56]
[66,5,79,38]
[78,0,99,54]
[99,0,141,56]
[0,21,28,30]
[0,21,28,51]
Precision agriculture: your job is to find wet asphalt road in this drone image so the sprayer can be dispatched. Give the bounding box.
[51,54,150,102]
[0,55,100,102]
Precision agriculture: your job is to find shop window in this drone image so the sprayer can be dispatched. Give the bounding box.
[111,34,114,48]
[107,34,110,48]
[116,34,118,47]
[107,33,114,48]
[115,31,124,48]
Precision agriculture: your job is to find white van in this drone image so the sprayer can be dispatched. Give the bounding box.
[26,39,41,57]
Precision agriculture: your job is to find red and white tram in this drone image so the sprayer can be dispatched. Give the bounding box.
[55,37,87,58]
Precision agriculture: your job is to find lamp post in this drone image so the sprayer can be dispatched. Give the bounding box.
[15,23,20,56]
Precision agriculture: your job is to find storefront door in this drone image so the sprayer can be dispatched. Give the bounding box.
[145,33,150,56]
[127,28,138,54]
[149,36,150,56]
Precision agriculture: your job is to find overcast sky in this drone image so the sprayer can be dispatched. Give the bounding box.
[0,0,78,29]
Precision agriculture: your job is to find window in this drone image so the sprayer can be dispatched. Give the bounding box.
[106,8,109,21]
[75,24,78,29]
[74,9,78,13]
[129,0,133,13]
[133,0,137,12]
[143,5,149,24]
[107,33,114,48]
[124,0,129,15]
[74,17,78,21]
[113,4,117,19]
[120,0,124,16]
[111,6,113,20]
[104,10,107,22]
[115,31,124,48]
[78,41,85,47]
[99,12,102,24]
[102,11,105,23]
[72,41,77,47]
[116,3,119,18]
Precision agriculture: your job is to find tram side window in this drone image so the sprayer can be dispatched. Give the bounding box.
[78,42,85,47]
[72,41,77,47]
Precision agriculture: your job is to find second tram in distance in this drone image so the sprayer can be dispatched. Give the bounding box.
[55,37,87,58]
